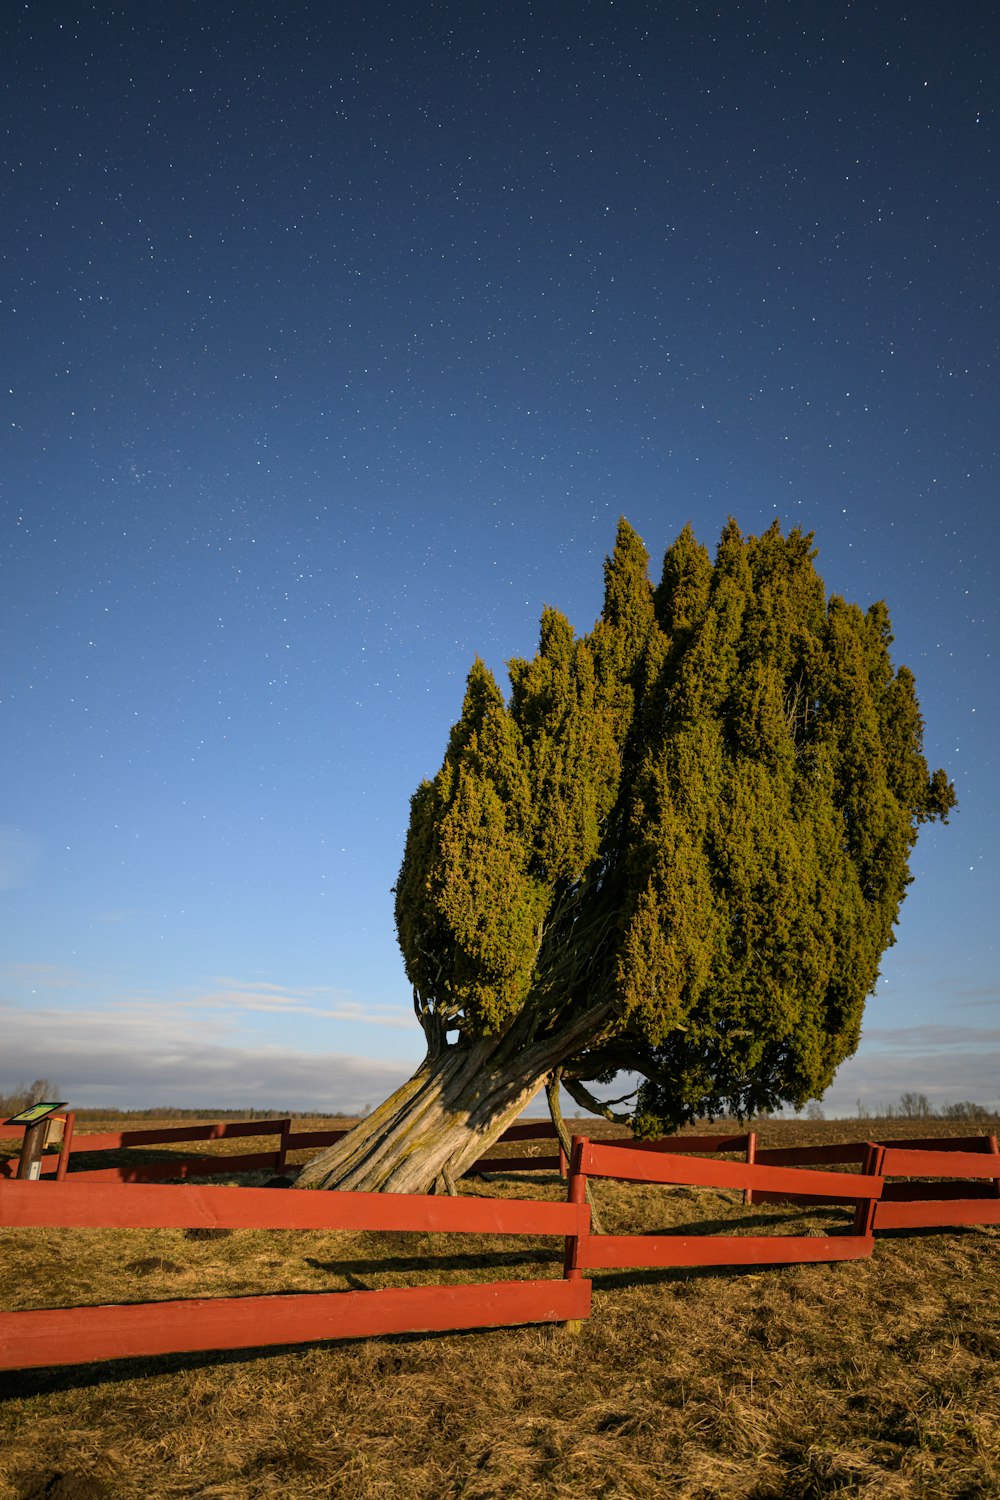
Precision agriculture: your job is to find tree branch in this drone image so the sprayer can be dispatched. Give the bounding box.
[562,1075,634,1127]
[545,1068,604,1235]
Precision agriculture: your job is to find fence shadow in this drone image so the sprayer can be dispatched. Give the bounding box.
[0,1322,501,1402]
[303,1246,559,1277]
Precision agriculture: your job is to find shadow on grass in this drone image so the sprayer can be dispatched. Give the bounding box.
[873,1224,992,1241]
[303,1246,559,1276]
[603,1210,855,1236]
[588,1260,849,1293]
[0,1319,553,1401]
[0,1246,884,1402]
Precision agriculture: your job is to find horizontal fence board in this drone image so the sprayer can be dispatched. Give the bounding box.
[755,1144,871,1168]
[282,1122,559,1156]
[467,1155,562,1175]
[0,1277,593,1372]
[0,1179,589,1238]
[1,1122,69,1144]
[496,1122,559,1142]
[882,1180,998,1202]
[748,1189,863,1207]
[595,1134,751,1155]
[877,1136,996,1153]
[45,1152,284,1183]
[284,1129,348,1151]
[3,1118,565,1150]
[579,1233,874,1269]
[879,1149,1000,1179]
[54,1120,289,1153]
[15,1141,563,1180]
[874,1199,1000,1231]
[581,1141,882,1200]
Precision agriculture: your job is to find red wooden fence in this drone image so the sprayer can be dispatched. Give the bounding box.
[0,1115,566,1184]
[0,1179,591,1371]
[562,1137,885,1273]
[583,1131,759,1203]
[2,1129,998,1372]
[873,1140,1000,1230]
[750,1135,1000,1228]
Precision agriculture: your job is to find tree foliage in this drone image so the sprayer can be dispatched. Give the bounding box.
[394,519,955,1132]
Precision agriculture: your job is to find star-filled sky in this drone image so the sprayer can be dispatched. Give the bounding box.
[2,2,997,1116]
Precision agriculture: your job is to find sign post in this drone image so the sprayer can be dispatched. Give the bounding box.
[3,1102,68,1181]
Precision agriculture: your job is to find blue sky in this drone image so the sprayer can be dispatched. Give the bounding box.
[2,2,997,1116]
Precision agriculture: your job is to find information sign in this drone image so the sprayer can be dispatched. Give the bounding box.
[3,1101,67,1127]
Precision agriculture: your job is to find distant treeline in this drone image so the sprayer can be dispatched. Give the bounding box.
[0,1082,367,1123]
[3,1080,995,1127]
[65,1107,370,1122]
[729,1093,996,1123]
[854,1092,996,1122]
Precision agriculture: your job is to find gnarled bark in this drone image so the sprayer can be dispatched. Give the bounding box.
[295,1005,611,1194]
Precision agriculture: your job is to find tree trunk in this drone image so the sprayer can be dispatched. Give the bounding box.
[294,1008,610,1194]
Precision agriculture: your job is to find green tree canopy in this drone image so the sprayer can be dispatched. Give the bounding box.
[297,518,954,1193]
[394,517,955,1131]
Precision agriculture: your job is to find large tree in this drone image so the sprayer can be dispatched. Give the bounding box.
[296,520,955,1193]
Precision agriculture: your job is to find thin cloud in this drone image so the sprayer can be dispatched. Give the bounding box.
[0,1002,412,1112]
[823,1027,1000,1116]
[209,977,335,997]
[859,1023,1000,1052]
[177,977,417,1029]
[953,984,1000,1008]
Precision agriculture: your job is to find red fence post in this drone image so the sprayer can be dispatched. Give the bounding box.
[853,1143,885,1237]
[743,1131,757,1206]
[563,1136,587,1331]
[55,1112,76,1182]
[989,1135,1000,1200]
[277,1118,292,1174]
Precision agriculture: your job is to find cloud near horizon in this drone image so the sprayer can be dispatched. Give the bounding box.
[173,977,418,1029]
[2,992,997,1117]
[0,999,412,1112]
[820,1023,1000,1115]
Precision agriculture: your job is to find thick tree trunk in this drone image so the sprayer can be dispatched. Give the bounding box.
[294,1008,610,1194]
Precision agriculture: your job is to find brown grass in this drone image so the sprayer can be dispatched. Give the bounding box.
[1,1116,998,1500]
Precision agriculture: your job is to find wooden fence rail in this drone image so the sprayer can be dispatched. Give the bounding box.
[749,1135,1000,1227]
[873,1138,1000,1230]
[562,1136,885,1274]
[0,1116,566,1185]
[2,1131,999,1373]
[0,1179,590,1371]
[588,1131,760,1203]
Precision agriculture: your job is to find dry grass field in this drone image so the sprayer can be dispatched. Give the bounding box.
[1,1115,998,1500]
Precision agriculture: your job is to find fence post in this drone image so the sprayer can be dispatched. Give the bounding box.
[743,1131,757,1206]
[989,1134,1000,1200]
[563,1136,587,1332]
[15,1121,48,1181]
[853,1142,885,1237]
[277,1118,292,1174]
[55,1112,77,1182]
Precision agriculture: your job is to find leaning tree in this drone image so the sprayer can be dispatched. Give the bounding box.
[296,519,955,1193]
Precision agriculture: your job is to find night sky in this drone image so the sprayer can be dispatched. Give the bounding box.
[2,3,997,1115]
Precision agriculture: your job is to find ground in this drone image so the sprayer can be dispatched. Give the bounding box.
[1,1116,997,1499]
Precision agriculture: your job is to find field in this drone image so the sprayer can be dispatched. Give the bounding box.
[1,1116,998,1500]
